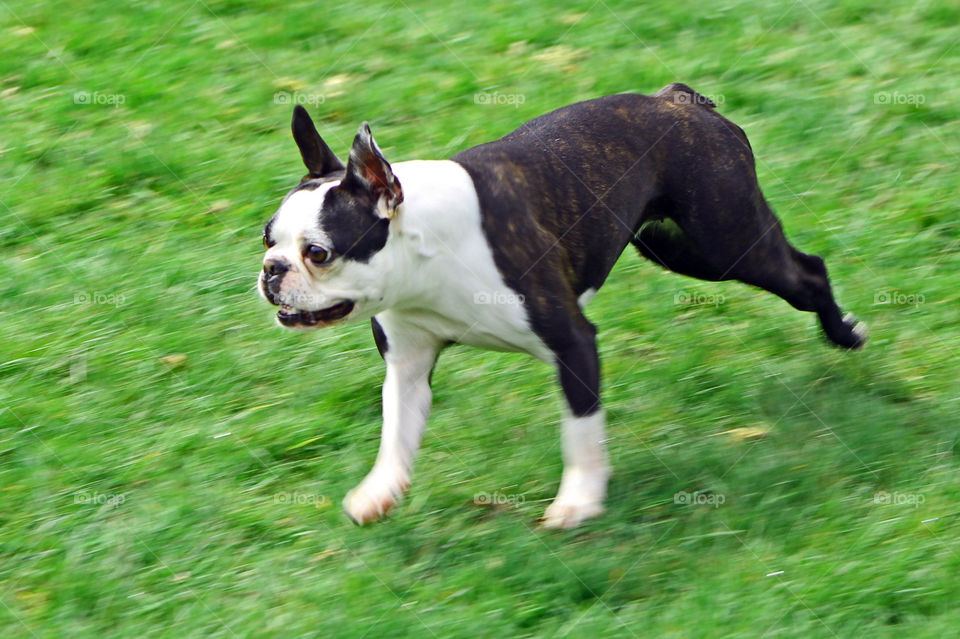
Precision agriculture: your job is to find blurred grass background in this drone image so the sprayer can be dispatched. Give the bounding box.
[1,0,958,636]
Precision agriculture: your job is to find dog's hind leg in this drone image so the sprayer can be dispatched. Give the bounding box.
[654,195,867,349]
[732,240,867,349]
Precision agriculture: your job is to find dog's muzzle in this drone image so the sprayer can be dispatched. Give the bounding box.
[261,258,355,327]
[276,300,355,327]
[262,258,288,302]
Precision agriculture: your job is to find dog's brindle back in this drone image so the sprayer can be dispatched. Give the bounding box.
[453,82,863,418]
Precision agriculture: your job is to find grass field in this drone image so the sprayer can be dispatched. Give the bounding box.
[2,0,959,636]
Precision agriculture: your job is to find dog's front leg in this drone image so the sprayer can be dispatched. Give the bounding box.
[343,319,440,525]
[542,320,611,529]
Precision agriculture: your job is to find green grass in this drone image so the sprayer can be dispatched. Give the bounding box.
[1,0,958,636]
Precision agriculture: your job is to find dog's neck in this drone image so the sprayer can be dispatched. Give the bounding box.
[375,159,481,312]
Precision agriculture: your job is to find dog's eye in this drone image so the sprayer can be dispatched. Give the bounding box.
[263,234,270,249]
[305,243,332,265]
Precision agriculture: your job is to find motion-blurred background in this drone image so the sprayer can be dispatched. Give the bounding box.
[1,1,957,636]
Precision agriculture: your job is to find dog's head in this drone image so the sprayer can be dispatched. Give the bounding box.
[259,106,403,330]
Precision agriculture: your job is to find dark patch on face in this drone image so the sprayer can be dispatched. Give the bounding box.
[319,186,390,263]
[371,317,388,359]
[263,216,277,248]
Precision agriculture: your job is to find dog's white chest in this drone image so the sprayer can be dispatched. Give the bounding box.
[382,161,553,362]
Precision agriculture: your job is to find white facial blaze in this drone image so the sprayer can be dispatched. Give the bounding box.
[272,183,337,240]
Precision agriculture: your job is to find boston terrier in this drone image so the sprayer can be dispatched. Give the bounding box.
[259,83,866,529]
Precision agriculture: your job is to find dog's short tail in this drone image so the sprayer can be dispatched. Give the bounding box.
[655,82,716,108]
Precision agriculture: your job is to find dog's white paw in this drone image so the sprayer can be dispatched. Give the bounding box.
[540,465,610,529]
[541,499,605,529]
[342,470,410,525]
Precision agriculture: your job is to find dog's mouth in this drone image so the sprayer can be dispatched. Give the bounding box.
[276,300,355,327]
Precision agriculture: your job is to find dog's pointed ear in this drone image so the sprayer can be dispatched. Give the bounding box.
[291,105,345,178]
[341,122,403,219]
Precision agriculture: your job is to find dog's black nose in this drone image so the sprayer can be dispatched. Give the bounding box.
[263,258,289,278]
